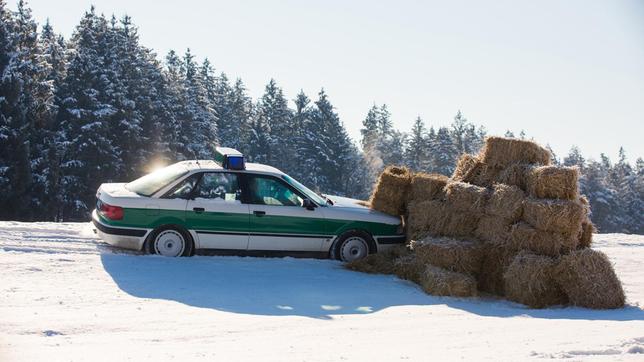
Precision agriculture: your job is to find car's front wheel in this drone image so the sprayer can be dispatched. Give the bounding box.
[333,230,374,262]
[148,226,193,257]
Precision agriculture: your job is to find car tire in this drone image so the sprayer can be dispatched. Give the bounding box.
[332,230,376,262]
[147,225,194,257]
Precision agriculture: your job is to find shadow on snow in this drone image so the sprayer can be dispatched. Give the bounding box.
[100,252,644,320]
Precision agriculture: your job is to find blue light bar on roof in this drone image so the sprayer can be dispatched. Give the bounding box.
[213,146,245,170]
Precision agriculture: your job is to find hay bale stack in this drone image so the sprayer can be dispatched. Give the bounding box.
[579,220,595,249]
[392,254,426,283]
[523,198,585,242]
[508,222,574,257]
[411,236,484,275]
[406,200,440,240]
[554,249,625,309]
[463,162,504,188]
[480,136,552,168]
[497,163,531,190]
[477,241,520,295]
[345,245,409,275]
[452,153,479,182]
[406,200,479,240]
[503,251,567,308]
[420,266,478,298]
[475,215,513,243]
[526,166,579,200]
[487,184,525,221]
[445,181,489,214]
[409,173,448,202]
[369,165,412,216]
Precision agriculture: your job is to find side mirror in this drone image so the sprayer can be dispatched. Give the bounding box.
[302,199,316,211]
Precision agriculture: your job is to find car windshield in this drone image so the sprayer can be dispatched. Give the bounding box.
[125,164,189,197]
[281,174,327,206]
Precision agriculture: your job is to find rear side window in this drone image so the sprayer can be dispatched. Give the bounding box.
[194,173,241,202]
[125,164,189,196]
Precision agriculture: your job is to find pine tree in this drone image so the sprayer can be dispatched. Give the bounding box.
[405,116,427,171]
[0,0,55,220]
[431,127,457,176]
[56,8,122,219]
[254,79,292,167]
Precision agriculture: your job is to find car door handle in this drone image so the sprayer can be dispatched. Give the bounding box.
[253,210,266,217]
[193,207,205,214]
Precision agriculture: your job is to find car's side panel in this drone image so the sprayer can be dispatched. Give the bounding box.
[247,205,329,251]
[186,199,250,250]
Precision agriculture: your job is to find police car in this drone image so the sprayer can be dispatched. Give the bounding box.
[92,147,405,261]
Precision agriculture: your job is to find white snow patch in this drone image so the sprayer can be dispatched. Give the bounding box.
[1,223,643,361]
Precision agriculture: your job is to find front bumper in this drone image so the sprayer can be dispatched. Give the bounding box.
[91,210,150,251]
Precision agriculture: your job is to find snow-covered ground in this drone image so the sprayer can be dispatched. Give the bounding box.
[1,222,643,361]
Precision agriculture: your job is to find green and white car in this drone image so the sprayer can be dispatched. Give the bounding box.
[92,147,405,261]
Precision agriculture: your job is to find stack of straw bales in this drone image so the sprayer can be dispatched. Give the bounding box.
[348,136,625,309]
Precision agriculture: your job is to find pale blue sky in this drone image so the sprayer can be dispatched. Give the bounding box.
[17,0,644,162]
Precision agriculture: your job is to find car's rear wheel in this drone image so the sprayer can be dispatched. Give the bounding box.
[148,226,193,257]
[333,230,374,262]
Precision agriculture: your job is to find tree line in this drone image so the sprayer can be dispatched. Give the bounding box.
[1,1,641,233]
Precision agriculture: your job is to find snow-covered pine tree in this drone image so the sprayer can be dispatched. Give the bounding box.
[404,116,427,171]
[179,48,217,159]
[310,89,366,196]
[254,79,293,168]
[0,0,55,220]
[430,127,457,176]
[39,18,67,220]
[56,8,122,219]
[290,90,327,189]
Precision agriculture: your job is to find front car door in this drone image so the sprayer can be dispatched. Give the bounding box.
[244,174,329,251]
[185,172,250,250]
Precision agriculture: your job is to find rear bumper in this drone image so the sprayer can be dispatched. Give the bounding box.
[92,210,150,251]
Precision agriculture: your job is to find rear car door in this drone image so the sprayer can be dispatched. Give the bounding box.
[244,173,329,251]
[185,172,250,250]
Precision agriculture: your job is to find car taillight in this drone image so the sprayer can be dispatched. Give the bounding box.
[99,202,124,220]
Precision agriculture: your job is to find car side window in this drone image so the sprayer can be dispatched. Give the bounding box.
[247,175,303,207]
[164,173,200,199]
[194,172,241,202]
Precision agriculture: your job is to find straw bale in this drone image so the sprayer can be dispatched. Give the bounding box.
[526,165,579,200]
[392,254,426,283]
[409,172,449,203]
[508,222,577,257]
[451,154,479,181]
[411,236,484,275]
[503,251,567,308]
[497,163,532,190]
[420,266,478,298]
[445,181,489,214]
[369,165,412,216]
[475,215,513,243]
[480,136,552,168]
[406,200,479,240]
[554,249,625,309]
[477,241,520,295]
[579,220,595,249]
[487,184,525,221]
[344,245,409,275]
[523,198,585,238]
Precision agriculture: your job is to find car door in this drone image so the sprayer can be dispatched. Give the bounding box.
[185,172,250,250]
[244,173,329,251]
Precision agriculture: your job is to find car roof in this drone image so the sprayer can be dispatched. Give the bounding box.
[175,160,285,176]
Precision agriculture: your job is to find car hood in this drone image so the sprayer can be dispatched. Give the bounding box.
[323,194,401,225]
